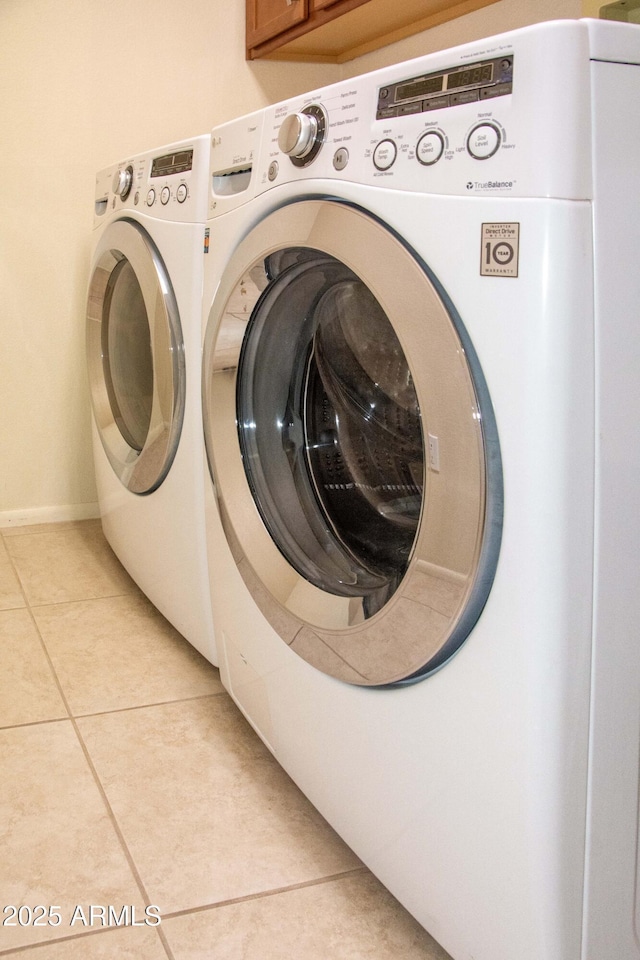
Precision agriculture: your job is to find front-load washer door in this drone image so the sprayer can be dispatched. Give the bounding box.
[203,200,502,686]
[86,218,185,494]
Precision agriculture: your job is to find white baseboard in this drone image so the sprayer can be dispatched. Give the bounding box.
[0,502,101,529]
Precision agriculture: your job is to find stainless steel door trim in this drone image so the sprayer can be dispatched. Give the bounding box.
[86,219,185,495]
[203,200,502,685]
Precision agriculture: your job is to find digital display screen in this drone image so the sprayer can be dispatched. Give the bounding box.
[377,55,511,121]
[151,149,194,178]
[446,63,493,91]
[395,75,443,102]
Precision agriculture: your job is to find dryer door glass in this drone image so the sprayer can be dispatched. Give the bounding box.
[203,200,502,685]
[86,219,185,495]
[102,259,153,451]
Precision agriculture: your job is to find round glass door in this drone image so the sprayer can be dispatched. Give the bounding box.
[203,201,502,686]
[86,219,185,494]
[237,250,423,619]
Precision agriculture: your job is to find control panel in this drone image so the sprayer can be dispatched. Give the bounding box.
[94,137,210,224]
[257,69,516,199]
[252,43,518,199]
[243,21,594,203]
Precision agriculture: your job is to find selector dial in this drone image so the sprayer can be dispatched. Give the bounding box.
[279,113,317,158]
[112,165,133,200]
[278,104,327,167]
[467,122,501,160]
[416,131,445,166]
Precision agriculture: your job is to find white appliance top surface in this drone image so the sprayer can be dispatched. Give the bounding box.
[586,16,640,63]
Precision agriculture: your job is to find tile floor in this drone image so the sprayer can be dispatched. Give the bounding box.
[0,520,453,959]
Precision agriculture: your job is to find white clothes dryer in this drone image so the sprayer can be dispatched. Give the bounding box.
[87,136,217,664]
[202,20,640,960]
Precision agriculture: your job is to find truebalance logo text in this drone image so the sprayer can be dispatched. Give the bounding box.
[466,180,514,191]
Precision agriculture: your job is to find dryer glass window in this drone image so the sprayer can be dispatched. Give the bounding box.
[237,250,423,618]
[86,219,185,496]
[102,259,153,451]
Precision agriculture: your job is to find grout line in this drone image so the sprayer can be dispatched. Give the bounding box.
[71,690,228,722]
[0,923,169,958]
[155,922,177,960]
[68,716,154,896]
[0,870,368,958]
[0,716,69,734]
[1,538,32,612]
[26,589,141,610]
[160,866,369,921]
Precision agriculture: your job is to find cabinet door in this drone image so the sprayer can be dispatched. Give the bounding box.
[246,0,309,49]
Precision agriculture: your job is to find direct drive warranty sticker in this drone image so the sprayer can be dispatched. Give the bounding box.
[481,222,520,278]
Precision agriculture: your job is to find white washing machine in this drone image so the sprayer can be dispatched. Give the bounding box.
[87,136,217,664]
[201,20,640,960]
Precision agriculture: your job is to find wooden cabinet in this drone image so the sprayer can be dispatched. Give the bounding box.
[246,0,309,51]
[246,0,500,63]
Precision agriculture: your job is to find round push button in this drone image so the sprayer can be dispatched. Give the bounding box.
[268,160,279,182]
[416,131,445,166]
[161,186,170,205]
[467,123,501,160]
[146,188,156,207]
[176,183,188,203]
[373,139,397,171]
[333,147,349,171]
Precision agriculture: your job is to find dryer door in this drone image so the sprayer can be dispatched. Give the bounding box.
[203,200,502,685]
[86,218,185,494]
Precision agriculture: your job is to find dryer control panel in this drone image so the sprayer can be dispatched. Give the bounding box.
[93,135,210,225]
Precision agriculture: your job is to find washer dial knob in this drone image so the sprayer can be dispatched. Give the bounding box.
[279,113,317,158]
[467,123,501,160]
[416,131,445,166]
[278,104,327,167]
[112,165,133,200]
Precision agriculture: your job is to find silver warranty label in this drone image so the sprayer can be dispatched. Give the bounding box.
[480,222,520,278]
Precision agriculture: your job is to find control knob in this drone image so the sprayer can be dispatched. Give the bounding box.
[277,105,327,166]
[279,113,318,159]
[112,165,133,200]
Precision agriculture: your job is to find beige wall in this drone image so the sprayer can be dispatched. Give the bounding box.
[0,0,339,526]
[0,0,585,525]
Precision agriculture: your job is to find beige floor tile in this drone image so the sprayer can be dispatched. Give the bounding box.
[0,924,167,959]
[33,594,223,715]
[4,522,136,605]
[162,872,452,960]
[0,721,145,951]
[0,609,66,727]
[77,697,362,914]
